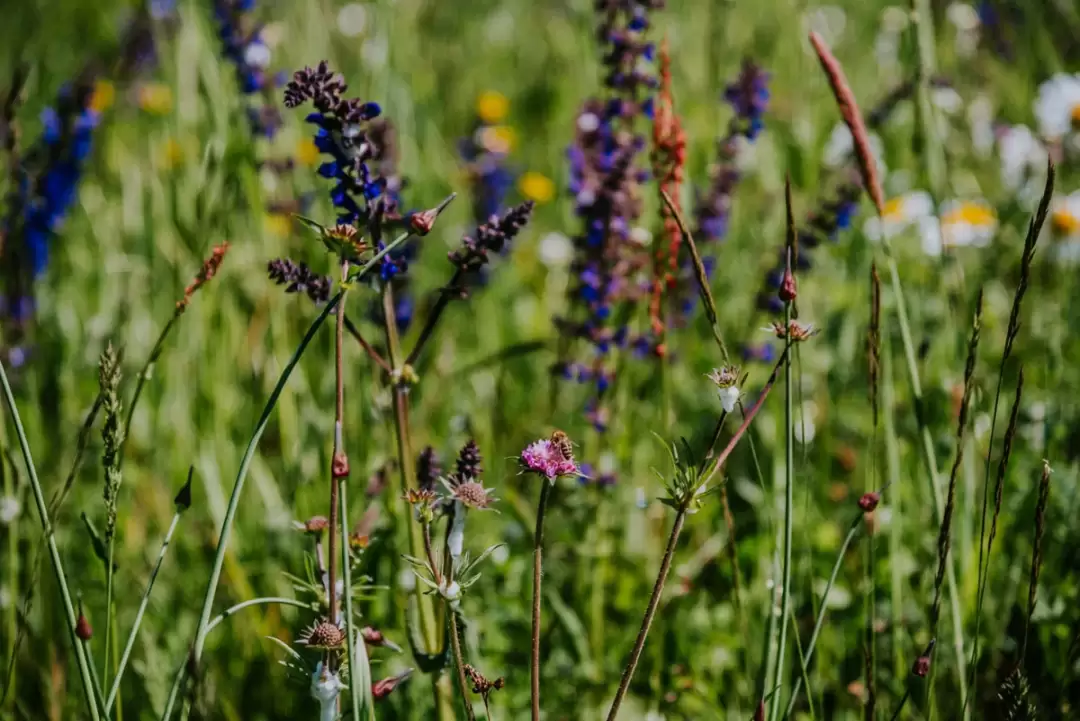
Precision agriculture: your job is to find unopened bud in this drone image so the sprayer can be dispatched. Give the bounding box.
[332,453,350,479]
[779,266,797,302]
[373,669,413,700]
[410,209,438,235]
[858,491,880,512]
[76,614,93,641]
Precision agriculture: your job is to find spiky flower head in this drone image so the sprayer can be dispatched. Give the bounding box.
[294,515,329,535]
[520,432,580,481]
[448,480,497,511]
[451,440,483,486]
[298,618,345,651]
[764,320,819,343]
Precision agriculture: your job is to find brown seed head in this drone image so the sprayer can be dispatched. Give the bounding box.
[300,619,345,650]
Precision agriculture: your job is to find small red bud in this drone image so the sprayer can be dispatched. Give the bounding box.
[75,614,93,641]
[373,669,413,700]
[361,626,384,645]
[332,453,350,479]
[912,654,931,677]
[858,491,880,512]
[779,266,797,303]
[409,209,438,235]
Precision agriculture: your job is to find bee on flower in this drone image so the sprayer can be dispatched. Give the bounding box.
[520,431,581,482]
[705,365,743,413]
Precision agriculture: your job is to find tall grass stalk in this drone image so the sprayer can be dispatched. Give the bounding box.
[0,359,105,720]
[531,480,552,721]
[806,30,968,699]
[339,475,361,721]
[105,469,191,713]
[909,0,946,199]
[967,161,1054,710]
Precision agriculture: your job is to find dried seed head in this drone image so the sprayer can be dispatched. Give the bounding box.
[299,619,345,650]
[463,664,506,696]
[297,516,330,535]
[176,242,230,316]
[765,320,819,342]
[404,488,437,506]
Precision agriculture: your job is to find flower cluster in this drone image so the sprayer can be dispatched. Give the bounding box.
[557,1,665,437]
[1,77,100,348]
[673,61,770,323]
[213,0,283,137]
[267,258,332,304]
[449,201,535,274]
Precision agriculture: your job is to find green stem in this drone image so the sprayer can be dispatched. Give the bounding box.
[783,517,861,718]
[0,360,105,720]
[183,291,341,698]
[882,248,967,700]
[531,481,552,721]
[340,477,361,721]
[121,315,177,467]
[883,338,905,682]
[768,303,795,721]
[104,540,115,684]
[449,611,476,721]
[106,511,182,713]
[910,0,946,200]
[605,505,688,721]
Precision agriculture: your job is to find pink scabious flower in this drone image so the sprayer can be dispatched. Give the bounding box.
[520,432,580,480]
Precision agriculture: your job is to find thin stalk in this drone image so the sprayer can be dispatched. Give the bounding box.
[179,226,414,693]
[104,541,116,683]
[184,291,341,683]
[121,315,177,463]
[328,262,350,639]
[888,689,911,721]
[782,516,861,718]
[605,504,688,721]
[449,612,476,721]
[769,302,795,721]
[909,0,946,200]
[0,360,105,720]
[204,597,314,635]
[405,268,465,367]
[340,477,361,721]
[343,315,391,374]
[106,510,183,712]
[531,481,553,721]
[882,338,905,681]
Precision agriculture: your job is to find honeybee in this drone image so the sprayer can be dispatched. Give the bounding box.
[550,430,574,463]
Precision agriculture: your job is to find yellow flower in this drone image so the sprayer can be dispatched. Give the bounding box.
[295,138,319,166]
[1052,208,1080,235]
[90,80,115,113]
[265,213,292,237]
[159,138,184,169]
[476,91,509,124]
[138,83,174,115]
[518,172,555,204]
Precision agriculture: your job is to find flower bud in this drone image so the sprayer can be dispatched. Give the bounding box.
[76,614,93,641]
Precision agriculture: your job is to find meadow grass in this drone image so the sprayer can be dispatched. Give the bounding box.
[1,0,1078,719]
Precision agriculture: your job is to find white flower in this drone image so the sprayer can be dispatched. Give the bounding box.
[0,496,19,525]
[998,125,1046,194]
[336,3,367,37]
[932,86,964,116]
[822,123,886,178]
[243,41,272,70]
[863,191,935,242]
[577,112,600,133]
[538,232,573,268]
[939,199,998,249]
[718,386,740,414]
[947,3,980,58]
[1034,73,1080,139]
[1049,190,1080,264]
[311,663,346,721]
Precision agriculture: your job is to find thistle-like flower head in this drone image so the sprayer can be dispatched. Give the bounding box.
[520,431,580,481]
[448,480,498,511]
[706,365,742,413]
[298,618,345,651]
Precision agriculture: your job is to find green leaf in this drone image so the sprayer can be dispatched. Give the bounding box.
[80,513,116,572]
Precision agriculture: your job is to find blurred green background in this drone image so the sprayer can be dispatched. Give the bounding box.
[1,0,1079,719]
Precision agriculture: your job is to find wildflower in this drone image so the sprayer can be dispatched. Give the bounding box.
[295,138,319,166]
[298,618,345,650]
[449,201,536,272]
[90,80,115,113]
[938,199,998,250]
[449,440,483,487]
[214,0,282,135]
[294,515,330,535]
[372,668,413,700]
[765,320,819,343]
[1034,72,1080,139]
[0,496,20,525]
[349,532,370,550]
[538,232,574,268]
[460,99,517,229]
[1050,190,1080,264]
[706,366,742,413]
[520,431,580,481]
[175,242,229,315]
[863,191,935,241]
[137,82,173,115]
[267,258,332,304]
[998,124,1047,199]
[946,2,981,58]
[447,480,497,511]
[476,90,509,124]
[518,171,555,204]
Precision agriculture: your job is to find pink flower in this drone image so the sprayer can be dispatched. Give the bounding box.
[520,436,579,480]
